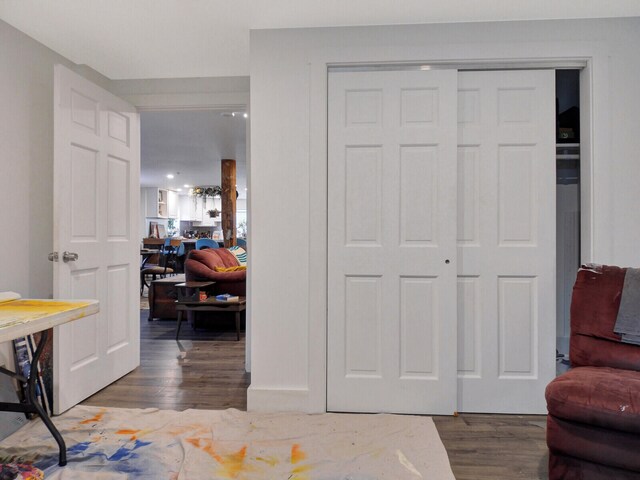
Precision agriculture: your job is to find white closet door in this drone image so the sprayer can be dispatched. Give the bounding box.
[456,70,556,413]
[327,69,458,414]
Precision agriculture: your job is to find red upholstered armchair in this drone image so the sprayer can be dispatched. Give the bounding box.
[545,265,640,480]
[184,248,246,297]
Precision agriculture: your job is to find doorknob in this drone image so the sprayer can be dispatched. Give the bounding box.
[62,251,79,262]
[48,252,59,262]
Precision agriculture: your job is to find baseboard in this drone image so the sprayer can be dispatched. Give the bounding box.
[247,386,318,412]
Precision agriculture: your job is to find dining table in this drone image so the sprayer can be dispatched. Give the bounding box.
[140,248,157,268]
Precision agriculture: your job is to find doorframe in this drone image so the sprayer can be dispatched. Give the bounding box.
[122,90,253,372]
[314,57,598,413]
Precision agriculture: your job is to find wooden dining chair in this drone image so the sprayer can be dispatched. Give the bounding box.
[140,248,175,295]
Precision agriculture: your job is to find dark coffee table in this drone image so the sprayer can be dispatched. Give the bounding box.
[174,282,246,341]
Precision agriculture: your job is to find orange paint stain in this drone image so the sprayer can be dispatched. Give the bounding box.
[186,437,224,463]
[186,437,251,478]
[218,445,248,478]
[291,444,306,464]
[116,429,142,440]
[80,410,106,425]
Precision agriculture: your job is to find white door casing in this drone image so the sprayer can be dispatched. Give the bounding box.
[456,70,556,413]
[53,65,140,414]
[327,69,458,414]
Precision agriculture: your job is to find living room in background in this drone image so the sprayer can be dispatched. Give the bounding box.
[121,77,251,372]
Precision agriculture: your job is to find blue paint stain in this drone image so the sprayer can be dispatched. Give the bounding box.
[37,437,154,477]
[108,439,152,461]
[68,441,92,455]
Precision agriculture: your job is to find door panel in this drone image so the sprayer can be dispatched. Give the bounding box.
[457,70,555,414]
[54,64,140,414]
[328,69,458,414]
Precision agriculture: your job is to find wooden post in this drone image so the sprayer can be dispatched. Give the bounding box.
[221,159,236,247]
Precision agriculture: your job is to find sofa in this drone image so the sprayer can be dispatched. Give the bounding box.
[545,265,640,479]
[184,247,246,297]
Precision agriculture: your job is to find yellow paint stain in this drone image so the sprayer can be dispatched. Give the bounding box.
[292,464,313,474]
[0,299,96,330]
[80,410,106,425]
[0,299,92,313]
[291,444,306,464]
[218,445,248,478]
[117,429,142,441]
[255,456,279,467]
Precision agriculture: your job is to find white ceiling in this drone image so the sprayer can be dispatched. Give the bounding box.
[1,1,640,79]
[140,110,247,196]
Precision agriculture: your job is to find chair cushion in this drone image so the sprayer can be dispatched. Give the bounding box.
[547,415,640,472]
[546,366,640,434]
[142,266,174,275]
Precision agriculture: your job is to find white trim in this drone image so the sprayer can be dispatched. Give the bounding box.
[123,88,252,373]
[311,57,598,413]
[122,92,249,112]
[328,59,588,72]
[247,386,314,412]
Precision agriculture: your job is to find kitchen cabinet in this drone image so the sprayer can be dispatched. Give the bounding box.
[178,194,203,222]
[194,197,221,226]
[167,190,178,218]
[144,188,168,218]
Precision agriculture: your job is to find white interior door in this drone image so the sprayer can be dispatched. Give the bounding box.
[53,65,140,414]
[456,70,555,413]
[327,69,458,414]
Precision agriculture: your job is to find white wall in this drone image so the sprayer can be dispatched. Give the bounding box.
[110,76,249,111]
[248,17,640,412]
[0,19,112,367]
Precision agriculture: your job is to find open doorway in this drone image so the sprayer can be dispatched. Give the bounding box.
[555,69,581,375]
[139,108,248,312]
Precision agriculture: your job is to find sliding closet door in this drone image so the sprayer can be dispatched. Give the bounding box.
[327,69,458,414]
[456,70,556,413]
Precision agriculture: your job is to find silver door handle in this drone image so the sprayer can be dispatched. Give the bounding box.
[62,251,79,262]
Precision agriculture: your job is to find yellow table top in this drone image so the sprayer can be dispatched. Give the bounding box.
[0,299,99,343]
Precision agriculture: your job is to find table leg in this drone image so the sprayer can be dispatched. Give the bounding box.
[29,330,67,466]
[235,311,240,341]
[175,310,183,341]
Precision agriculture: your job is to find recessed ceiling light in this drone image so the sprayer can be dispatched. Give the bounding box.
[176,188,182,192]
[184,184,191,188]
[243,113,248,118]
[166,174,174,179]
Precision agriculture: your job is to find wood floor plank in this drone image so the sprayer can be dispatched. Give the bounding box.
[82,309,548,479]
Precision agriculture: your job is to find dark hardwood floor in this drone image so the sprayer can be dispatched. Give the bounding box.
[82,311,249,410]
[83,309,548,479]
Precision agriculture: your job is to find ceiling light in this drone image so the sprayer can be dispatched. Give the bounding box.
[176,188,182,192]
[166,174,174,179]
[184,184,191,188]
[243,113,248,118]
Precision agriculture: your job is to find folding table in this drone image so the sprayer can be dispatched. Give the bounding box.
[0,298,99,466]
